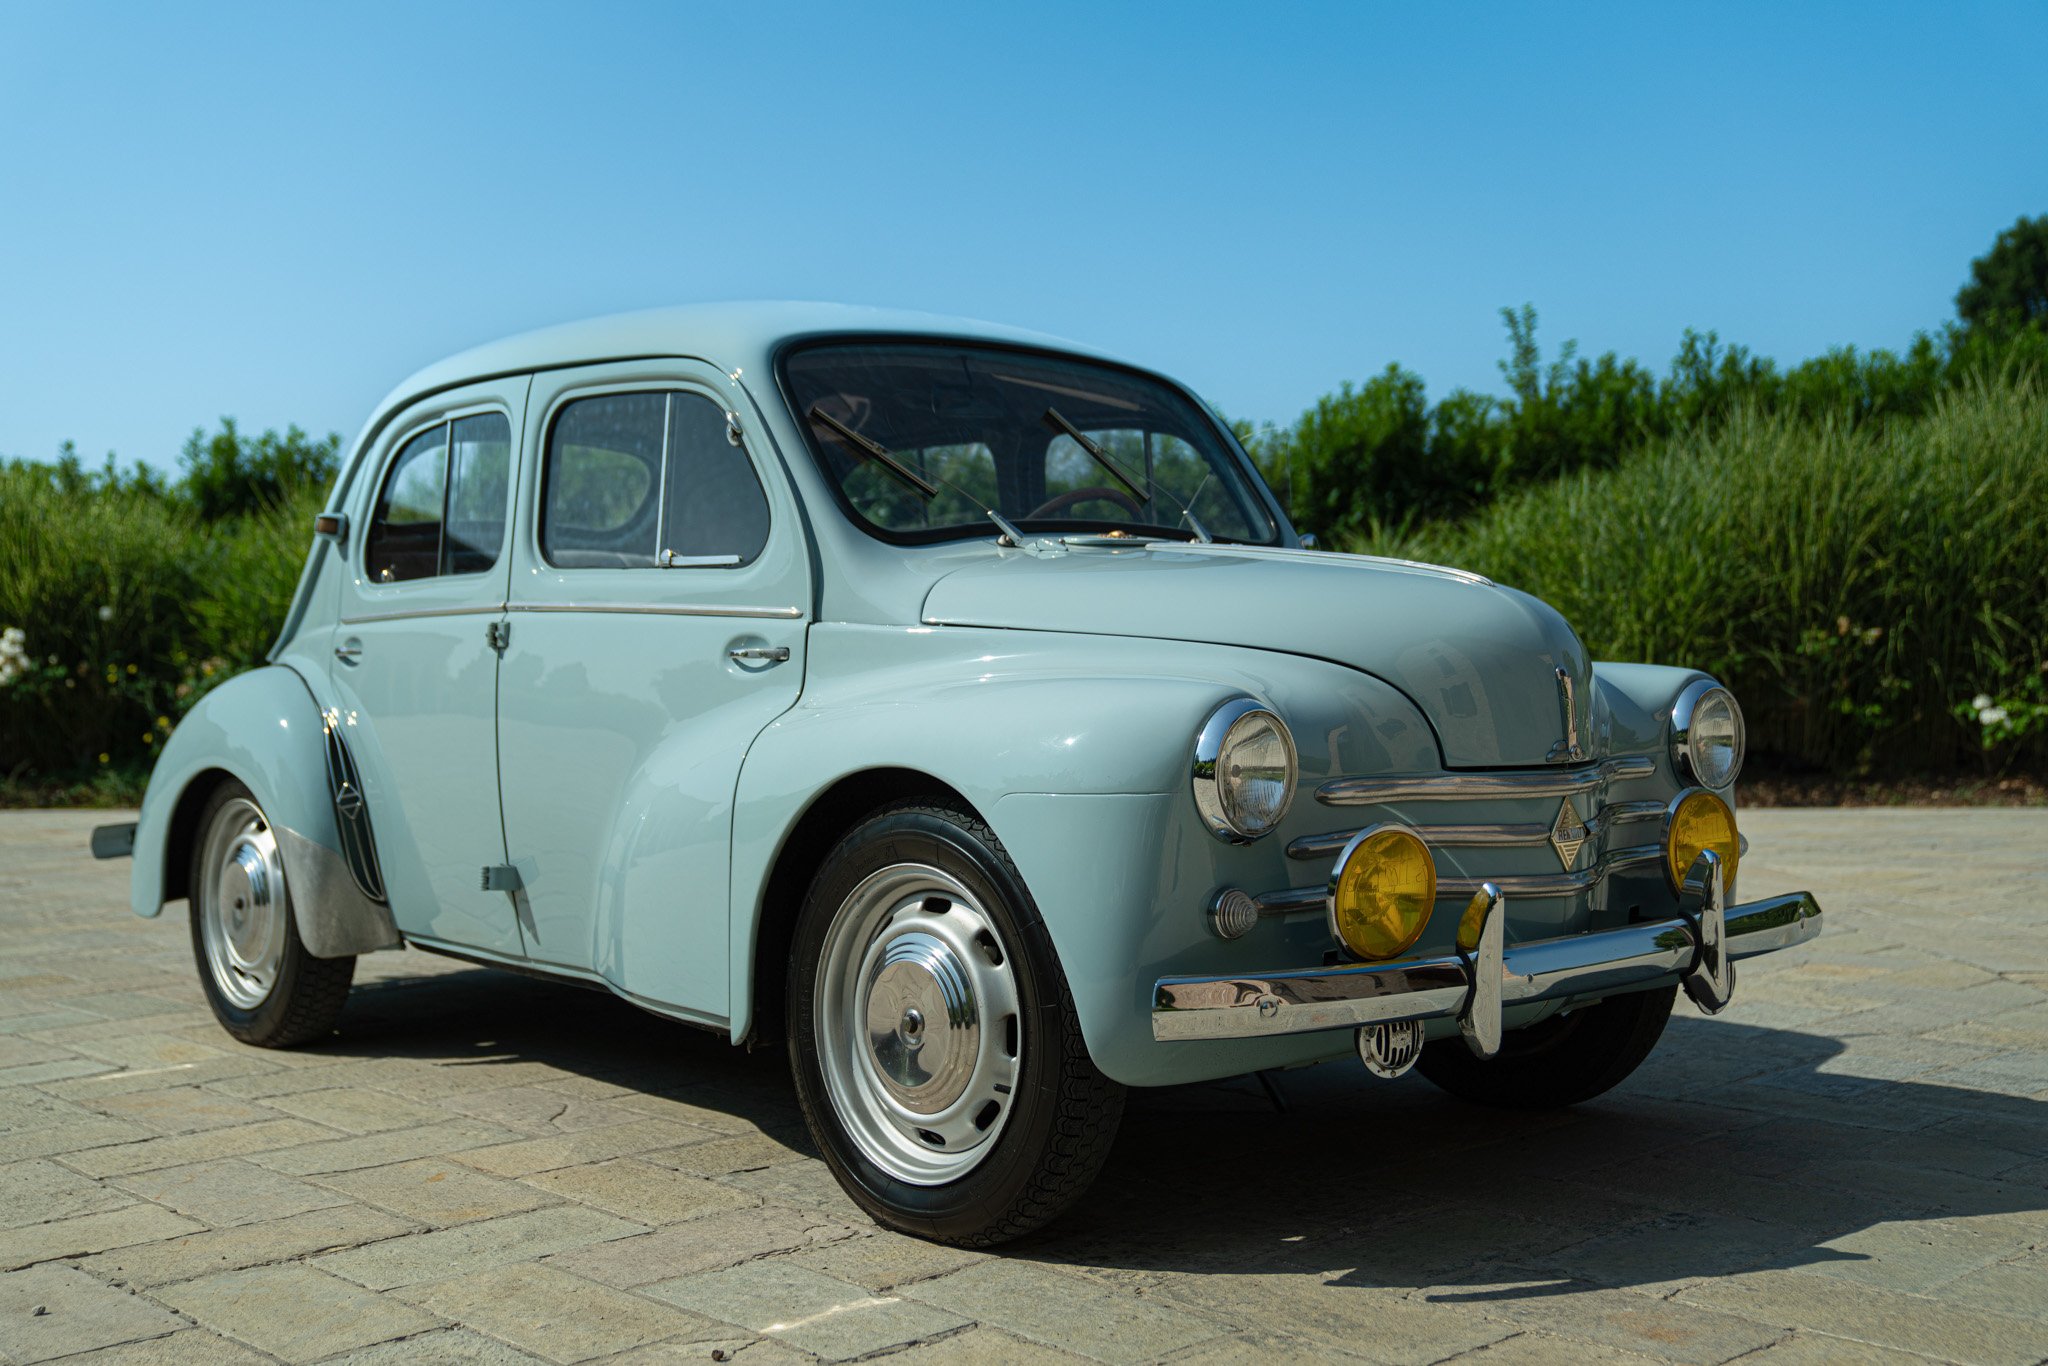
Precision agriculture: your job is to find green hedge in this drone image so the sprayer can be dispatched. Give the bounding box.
[1347,370,2048,775]
[0,463,324,799]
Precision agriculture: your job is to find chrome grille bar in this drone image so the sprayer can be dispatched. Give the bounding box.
[1253,843,1666,918]
[1317,756,1656,806]
[1285,799,1664,862]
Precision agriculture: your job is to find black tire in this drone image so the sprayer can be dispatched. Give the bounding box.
[787,800,1125,1246]
[1415,984,1676,1109]
[188,779,354,1048]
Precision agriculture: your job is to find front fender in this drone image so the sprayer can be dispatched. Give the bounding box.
[131,665,398,958]
[727,624,1440,1083]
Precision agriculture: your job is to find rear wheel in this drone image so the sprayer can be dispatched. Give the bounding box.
[788,800,1124,1245]
[1415,984,1675,1109]
[189,780,354,1047]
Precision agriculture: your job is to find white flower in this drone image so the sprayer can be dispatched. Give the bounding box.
[97,605,114,622]
[1970,693,1993,711]
[1979,706,2010,726]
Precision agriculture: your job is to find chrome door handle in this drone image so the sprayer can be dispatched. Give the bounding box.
[728,646,790,663]
[334,644,362,662]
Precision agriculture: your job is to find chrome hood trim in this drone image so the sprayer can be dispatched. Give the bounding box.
[921,543,1597,768]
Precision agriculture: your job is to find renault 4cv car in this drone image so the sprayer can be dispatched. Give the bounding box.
[98,304,1822,1245]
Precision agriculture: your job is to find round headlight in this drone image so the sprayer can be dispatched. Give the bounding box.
[1191,699,1297,842]
[1664,788,1740,893]
[1673,681,1745,789]
[1327,825,1436,961]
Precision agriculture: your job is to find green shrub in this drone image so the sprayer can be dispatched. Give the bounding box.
[1349,369,2048,774]
[0,457,328,794]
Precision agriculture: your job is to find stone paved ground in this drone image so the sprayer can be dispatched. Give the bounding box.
[0,808,2043,1365]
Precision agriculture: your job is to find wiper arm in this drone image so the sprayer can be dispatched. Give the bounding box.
[807,405,938,500]
[1041,407,1212,543]
[1042,407,1145,503]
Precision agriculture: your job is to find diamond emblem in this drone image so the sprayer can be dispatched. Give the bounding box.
[1549,797,1589,870]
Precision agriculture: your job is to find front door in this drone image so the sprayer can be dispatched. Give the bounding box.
[496,361,810,1023]
[328,377,529,956]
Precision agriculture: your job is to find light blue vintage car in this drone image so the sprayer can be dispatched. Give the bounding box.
[101,304,1822,1244]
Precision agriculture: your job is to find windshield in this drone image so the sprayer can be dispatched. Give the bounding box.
[780,340,1281,545]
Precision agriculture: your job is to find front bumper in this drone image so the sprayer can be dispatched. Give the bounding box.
[1151,851,1820,1046]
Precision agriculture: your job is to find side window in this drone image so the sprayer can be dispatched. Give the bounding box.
[363,413,515,585]
[663,394,770,565]
[365,426,447,584]
[542,394,665,568]
[543,390,771,568]
[444,413,512,576]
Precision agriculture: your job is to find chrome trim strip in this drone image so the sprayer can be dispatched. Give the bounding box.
[1317,756,1657,805]
[506,602,805,620]
[339,604,505,625]
[1257,842,1664,916]
[1285,799,1665,861]
[1290,822,1547,859]
[1151,888,1822,1041]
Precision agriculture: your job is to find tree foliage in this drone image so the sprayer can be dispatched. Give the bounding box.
[179,418,342,520]
[1956,214,2048,334]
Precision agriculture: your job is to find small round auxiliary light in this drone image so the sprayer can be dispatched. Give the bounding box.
[1663,788,1740,893]
[1209,888,1259,940]
[1327,825,1436,961]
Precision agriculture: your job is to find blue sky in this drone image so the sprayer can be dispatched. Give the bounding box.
[3,2,2043,472]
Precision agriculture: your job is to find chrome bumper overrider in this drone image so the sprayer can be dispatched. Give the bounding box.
[1151,851,1820,1047]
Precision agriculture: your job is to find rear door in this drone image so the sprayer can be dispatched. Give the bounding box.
[495,361,810,1021]
[328,378,528,956]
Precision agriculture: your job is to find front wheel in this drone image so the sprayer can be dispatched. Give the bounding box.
[788,801,1125,1246]
[189,780,355,1047]
[1415,984,1676,1109]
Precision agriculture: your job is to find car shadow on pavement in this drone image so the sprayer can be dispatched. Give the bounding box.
[329,964,2047,1299]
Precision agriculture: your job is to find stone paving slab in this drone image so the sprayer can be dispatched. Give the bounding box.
[0,806,2043,1363]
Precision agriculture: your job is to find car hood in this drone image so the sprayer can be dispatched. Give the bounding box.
[921,542,1597,769]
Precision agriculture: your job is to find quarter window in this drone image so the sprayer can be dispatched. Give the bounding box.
[542,391,770,568]
[363,413,513,584]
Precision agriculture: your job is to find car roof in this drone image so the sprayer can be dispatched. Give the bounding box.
[369,301,1120,429]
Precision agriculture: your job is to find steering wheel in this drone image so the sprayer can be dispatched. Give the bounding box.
[1026,485,1144,520]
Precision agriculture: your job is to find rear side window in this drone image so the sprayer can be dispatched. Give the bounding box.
[363,413,512,585]
[543,391,770,568]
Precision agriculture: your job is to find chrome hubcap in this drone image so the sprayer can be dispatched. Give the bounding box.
[198,797,287,1010]
[817,864,1021,1185]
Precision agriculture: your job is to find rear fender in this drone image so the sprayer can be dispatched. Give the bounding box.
[131,665,398,958]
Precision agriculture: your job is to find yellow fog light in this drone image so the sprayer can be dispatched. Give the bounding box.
[1327,825,1436,960]
[1664,788,1740,893]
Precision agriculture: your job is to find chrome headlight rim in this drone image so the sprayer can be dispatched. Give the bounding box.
[1191,698,1298,844]
[1672,680,1745,790]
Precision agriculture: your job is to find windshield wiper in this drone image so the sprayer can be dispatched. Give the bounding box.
[807,405,939,500]
[1040,407,1213,543]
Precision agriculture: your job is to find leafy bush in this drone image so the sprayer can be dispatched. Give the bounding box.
[1263,311,2048,537]
[0,431,332,799]
[1349,369,2048,775]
